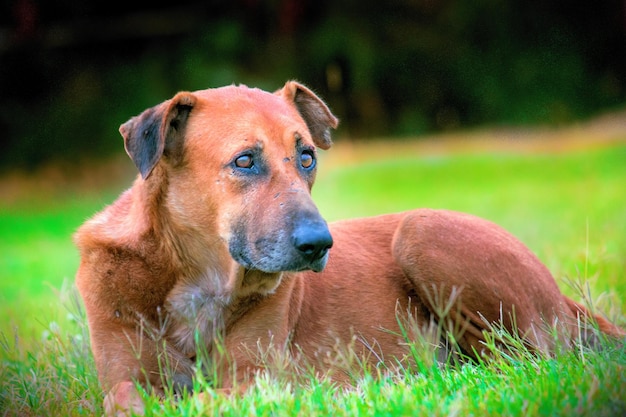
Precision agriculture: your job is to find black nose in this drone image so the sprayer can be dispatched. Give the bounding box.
[292,221,333,262]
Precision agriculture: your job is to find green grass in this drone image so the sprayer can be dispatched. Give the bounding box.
[1,139,625,416]
[0,193,117,338]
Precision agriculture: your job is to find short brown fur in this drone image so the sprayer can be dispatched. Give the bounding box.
[75,81,623,416]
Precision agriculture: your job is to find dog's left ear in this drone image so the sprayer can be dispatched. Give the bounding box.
[119,92,196,179]
[278,81,339,150]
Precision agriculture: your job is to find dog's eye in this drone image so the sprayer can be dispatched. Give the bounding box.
[300,151,315,169]
[235,154,254,169]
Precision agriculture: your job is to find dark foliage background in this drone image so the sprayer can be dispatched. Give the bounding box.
[1,0,625,171]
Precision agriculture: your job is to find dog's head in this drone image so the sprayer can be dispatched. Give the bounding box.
[119,81,338,274]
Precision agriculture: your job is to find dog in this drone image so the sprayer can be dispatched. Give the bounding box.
[75,81,624,416]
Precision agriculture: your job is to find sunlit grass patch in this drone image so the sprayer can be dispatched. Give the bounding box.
[0,285,101,416]
[167,335,626,417]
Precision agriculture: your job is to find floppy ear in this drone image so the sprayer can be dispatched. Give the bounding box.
[119,92,196,179]
[279,81,339,150]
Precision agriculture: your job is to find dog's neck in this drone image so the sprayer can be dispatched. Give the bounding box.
[164,265,284,357]
[135,172,286,356]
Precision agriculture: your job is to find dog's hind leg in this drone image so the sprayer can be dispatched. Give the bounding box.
[391,209,578,359]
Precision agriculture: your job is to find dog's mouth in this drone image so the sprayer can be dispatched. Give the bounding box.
[295,245,331,273]
[231,246,330,274]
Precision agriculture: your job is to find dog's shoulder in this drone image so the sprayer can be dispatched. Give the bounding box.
[74,187,176,318]
[75,188,145,250]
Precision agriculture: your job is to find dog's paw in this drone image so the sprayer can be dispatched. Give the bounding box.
[103,381,145,417]
[172,373,194,397]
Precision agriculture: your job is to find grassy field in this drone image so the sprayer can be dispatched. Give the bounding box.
[1,130,625,416]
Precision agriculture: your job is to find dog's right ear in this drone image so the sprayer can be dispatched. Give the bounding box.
[119,92,196,179]
[278,81,339,150]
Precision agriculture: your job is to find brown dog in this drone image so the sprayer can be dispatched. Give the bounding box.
[75,81,623,415]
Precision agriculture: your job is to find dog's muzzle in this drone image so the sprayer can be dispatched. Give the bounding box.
[228,213,333,273]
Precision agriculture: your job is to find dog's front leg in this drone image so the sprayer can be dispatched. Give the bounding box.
[103,381,145,417]
[87,318,195,416]
[192,357,259,406]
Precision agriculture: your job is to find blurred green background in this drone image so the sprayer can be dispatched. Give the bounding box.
[1,0,626,171]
